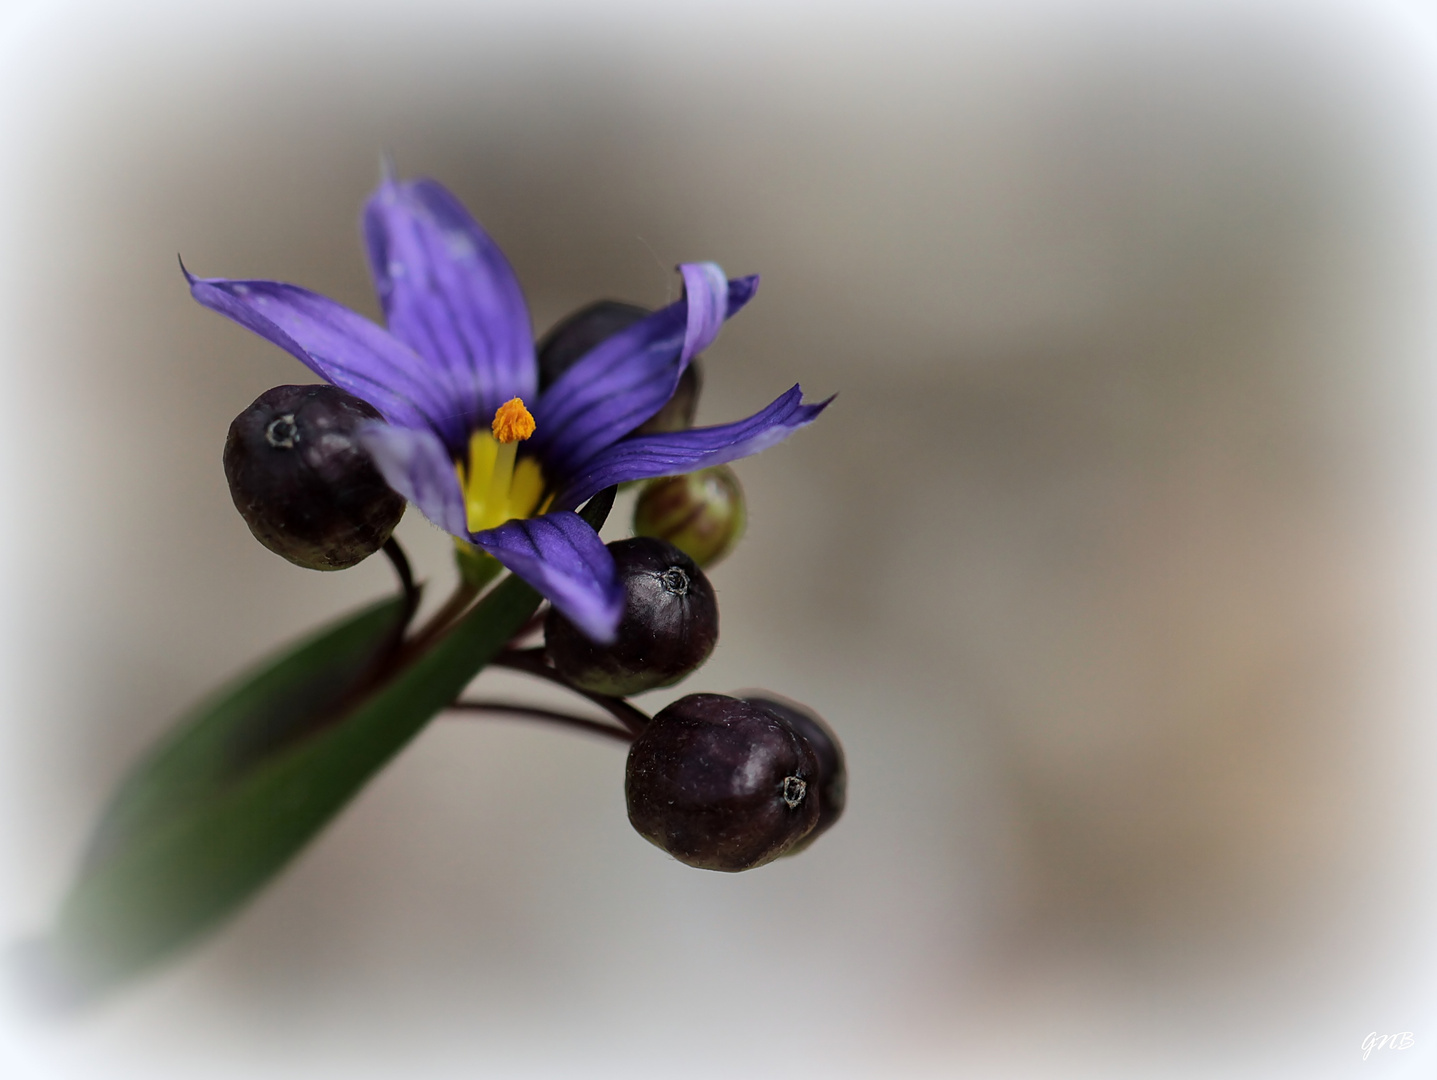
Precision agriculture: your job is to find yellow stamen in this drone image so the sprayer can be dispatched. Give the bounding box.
[486,436,520,518]
[509,456,548,519]
[491,397,536,443]
[456,400,545,533]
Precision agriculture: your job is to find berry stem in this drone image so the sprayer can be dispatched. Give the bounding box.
[381,537,419,628]
[491,648,651,735]
[402,579,481,655]
[446,700,634,744]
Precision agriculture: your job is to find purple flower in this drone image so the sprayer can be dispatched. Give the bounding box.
[187,177,828,642]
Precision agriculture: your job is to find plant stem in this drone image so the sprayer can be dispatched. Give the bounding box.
[490,648,651,735]
[381,537,419,628]
[402,579,480,658]
[446,700,634,744]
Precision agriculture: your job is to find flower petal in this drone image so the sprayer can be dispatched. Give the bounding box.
[187,270,468,451]
[356,422,469,537]
[472,512,624,643]
[677,262,730,368]
[364,178,536,427]
[554,384,832,509]
[530,268,758,480]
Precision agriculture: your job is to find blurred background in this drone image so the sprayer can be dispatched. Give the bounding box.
[3,0,1437,1076]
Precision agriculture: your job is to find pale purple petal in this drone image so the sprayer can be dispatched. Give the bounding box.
[530,269,758,480]
[364,178,536,427]
[472,512,624,643]
[356,423,469,538]
[554,385,832,509]
[678,262,729,367]
[187,270,468,451]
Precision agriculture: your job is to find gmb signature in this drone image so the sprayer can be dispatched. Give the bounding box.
[1362,1032,1414,1061]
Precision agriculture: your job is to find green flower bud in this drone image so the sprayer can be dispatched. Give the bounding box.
[632,465,746,568]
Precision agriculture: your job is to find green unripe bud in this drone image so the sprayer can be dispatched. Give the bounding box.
[633,466,746,568]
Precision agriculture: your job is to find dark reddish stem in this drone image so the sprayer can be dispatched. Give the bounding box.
[446,700,634,744]
[400,579,481,660]
[490,648,651,735]
[381,536,420,629]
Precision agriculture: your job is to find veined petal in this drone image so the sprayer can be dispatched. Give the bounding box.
[364,178,536,425]
[530,268,758,480]
[554,384,832,510]
[472,512,624,643]
[677,262,730,368]
[187,270,468,451]
[356,423,470,538]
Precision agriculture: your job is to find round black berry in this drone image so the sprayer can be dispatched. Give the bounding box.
[625,694,821,871]
[536,299,701,433]
[223,384,405,570]
[746,695,846,852]
[545,538,718,695]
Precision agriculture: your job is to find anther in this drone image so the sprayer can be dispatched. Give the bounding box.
[491,398,536,444]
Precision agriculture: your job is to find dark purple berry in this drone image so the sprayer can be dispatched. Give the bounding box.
[746,695,846,852]
[536,299,701,433]
[223,384,405,570]
[545,538,718,695]
[625,694,821,871]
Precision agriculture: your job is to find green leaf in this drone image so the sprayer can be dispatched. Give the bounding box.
[48,577,539,998]
[80,596,409,875]
[44,488,616,1001]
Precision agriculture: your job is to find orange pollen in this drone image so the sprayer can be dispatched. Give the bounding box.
[491,398,536,443]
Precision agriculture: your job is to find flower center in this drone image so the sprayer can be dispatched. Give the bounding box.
[457,398,547,533]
